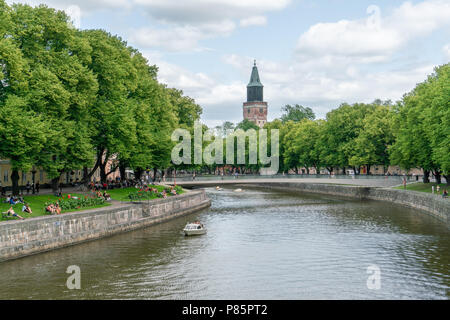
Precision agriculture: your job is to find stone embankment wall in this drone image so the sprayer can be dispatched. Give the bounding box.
[250,183,449,225]
[0,190,210,262]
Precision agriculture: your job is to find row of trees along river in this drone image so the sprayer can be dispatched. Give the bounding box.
[0,1,449,195]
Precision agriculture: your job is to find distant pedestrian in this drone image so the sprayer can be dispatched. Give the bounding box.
[432,185,435,194]
[26,182,31,194]
[442,189,448,198]
[436,185,440,194]
[36,182,40,194]
[402,177,407,190]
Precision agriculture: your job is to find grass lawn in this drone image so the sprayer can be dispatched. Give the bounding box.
[107,185,184,202]
[393,182,449,194]
[0,193,110,222]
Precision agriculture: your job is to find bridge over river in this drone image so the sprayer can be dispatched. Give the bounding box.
[168,175,407,188]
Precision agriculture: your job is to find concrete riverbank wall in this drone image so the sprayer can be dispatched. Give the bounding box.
[0,190,211,262]
[245,183,450,225]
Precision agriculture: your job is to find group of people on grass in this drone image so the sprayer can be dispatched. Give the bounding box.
[45,203,62,215]
[3,203,33,220]
[144,186,177,199]
[431,185,448,198]
[95,190,111,201]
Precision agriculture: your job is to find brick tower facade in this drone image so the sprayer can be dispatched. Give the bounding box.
[243,61,267,128]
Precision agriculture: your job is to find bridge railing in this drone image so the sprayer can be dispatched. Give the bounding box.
[164,174,426,183]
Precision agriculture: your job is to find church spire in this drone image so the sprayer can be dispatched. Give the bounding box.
[247,60,263,102]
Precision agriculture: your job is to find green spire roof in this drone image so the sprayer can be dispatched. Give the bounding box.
[248,60,263,87]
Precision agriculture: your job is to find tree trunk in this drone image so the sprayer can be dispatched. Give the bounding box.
[153,168,158,182]
[366,165,371,175]
[11,170,20,196]
[433,170,441,184]
[99,160,107,184]
[51,177,59,194]
[423,170,430,183]
[119,165,126,181]
[82,167,89,185]
[80,152,102,184]
[134,168,143,181]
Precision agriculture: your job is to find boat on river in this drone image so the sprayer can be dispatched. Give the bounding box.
[183,222,207,236]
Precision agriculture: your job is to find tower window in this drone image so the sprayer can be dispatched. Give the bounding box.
[248,109,250,114]
[260,108,263,113]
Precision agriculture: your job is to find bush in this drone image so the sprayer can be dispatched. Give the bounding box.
[127,185,183,201]
[44,195,105,211]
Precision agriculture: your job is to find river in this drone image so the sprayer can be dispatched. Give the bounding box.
[0,186,448,299]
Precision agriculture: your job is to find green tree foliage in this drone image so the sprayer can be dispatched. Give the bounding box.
[349,105,394,173]
[390,63,449,183]
[0,1,204,191]
[283,120,324,173]
[281,104,315,122]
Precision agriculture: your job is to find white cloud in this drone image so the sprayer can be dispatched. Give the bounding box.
[131,21,236,51]
[296,1,450,61]
[443,44,450,60]
[239,16,267,27]
[6,0,131,12]
[134,0,289,24]
[65,5,81,29]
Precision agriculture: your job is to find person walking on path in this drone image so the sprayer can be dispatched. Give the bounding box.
[402,177,407,190]
[26,182,31,194]
[36,182,40,194]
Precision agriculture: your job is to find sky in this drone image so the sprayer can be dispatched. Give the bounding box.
[7,0,450,128]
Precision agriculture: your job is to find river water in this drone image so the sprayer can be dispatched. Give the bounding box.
[0,186,448,299]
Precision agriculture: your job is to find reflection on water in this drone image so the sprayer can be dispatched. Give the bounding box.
[0,186,448,299]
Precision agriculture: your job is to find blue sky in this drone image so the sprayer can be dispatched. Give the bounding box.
[8,0,450,128]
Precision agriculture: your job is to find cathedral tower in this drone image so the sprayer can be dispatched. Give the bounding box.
[243,60,268,128]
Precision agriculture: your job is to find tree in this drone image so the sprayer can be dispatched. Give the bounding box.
[283,119,324,174]
[7,4,99,191]
[390,64,449,184]
[81,29,138,183]
[265,119,294,173]
[0,96,47,194]
[236,119,259,131]
[317,103,374,173]
[281,104,315,122]
[349,105,394,174]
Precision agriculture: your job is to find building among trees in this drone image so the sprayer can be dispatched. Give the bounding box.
[243,61,268,128]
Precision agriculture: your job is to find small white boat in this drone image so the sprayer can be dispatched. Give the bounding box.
[233,188,243,192]
[215,186,223,191]
[183,223,207,236]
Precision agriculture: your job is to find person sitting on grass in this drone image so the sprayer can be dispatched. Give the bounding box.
[22,203,32,214]
[4,195,11,203]
[443,189,448,198]
[160,190,167,198]
[18,196,25,204]
[103,191,111,201]
[45,204,55,214]
[170,187,177,195]
[7,206,24,220]
[9,196,17,205]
